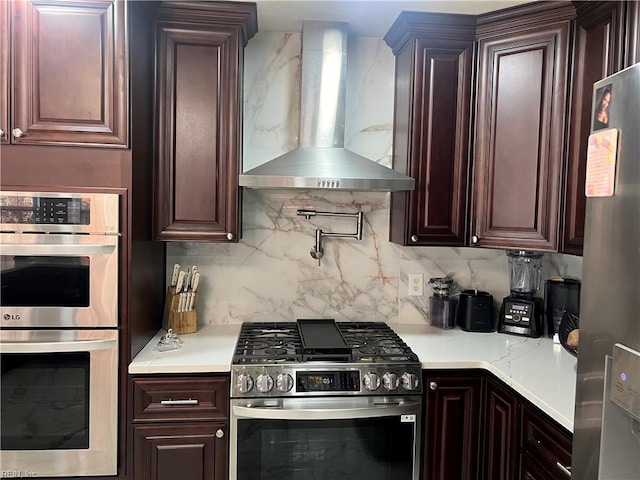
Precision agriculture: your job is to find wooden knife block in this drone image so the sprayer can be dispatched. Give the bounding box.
[162,287,198,334]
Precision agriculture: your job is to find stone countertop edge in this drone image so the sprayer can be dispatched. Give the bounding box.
[128,323,577,432]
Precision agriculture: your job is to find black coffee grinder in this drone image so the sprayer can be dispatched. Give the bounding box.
[498,250,544,337]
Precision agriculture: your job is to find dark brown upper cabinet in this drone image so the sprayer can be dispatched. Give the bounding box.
[153,1,257,242]
[470,3,575,251]
[2,0,128,147]
[0,0,8,145]
[563,1,625,255]
[385,12,475,246]
[624,1,640,67]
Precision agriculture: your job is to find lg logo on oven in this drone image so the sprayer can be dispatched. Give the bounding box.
[3,314,21,321]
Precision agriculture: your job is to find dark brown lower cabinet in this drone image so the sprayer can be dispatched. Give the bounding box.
[423,371,572,480]
[483,376,520,480]
[423,371,483,480]
[130,375,230,480]
[520,402,573,480]
[133,423,227,480]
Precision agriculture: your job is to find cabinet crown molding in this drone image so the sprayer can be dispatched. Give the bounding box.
[476,0,576,37]
[384,11,476,54]
[157,1,258,46]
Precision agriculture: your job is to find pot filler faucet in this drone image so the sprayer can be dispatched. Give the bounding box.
[296,209,363,266]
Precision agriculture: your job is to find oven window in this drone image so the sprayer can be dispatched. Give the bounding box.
[1,352,90,450]
[237,417,414,480]
[0,256,90,307]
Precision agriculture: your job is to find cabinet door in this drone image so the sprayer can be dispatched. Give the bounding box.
[624,0,640,67]
[423,372,483,480]
[0,0,8,145]
[11,0,127,146]
[386,13,474,246]
[472,22,571,251]
[483,376,520,480]
[133,423,227,480]
[153,23,241,242]
[563,1,625,255]
[520,402,572,480]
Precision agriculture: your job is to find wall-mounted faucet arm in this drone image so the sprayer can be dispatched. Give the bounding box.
[296,210,364,265]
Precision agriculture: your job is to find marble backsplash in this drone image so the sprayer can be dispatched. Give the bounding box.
[166,31,583,325]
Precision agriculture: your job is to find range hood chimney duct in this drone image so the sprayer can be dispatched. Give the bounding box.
[239,21,415,192]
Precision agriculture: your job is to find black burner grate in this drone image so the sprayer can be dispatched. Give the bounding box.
[232,320,419,364]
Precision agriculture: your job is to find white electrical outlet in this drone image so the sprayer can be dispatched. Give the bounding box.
[408,273,423,296]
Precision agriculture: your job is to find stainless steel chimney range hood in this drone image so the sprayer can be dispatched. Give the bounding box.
[239,21,415,192]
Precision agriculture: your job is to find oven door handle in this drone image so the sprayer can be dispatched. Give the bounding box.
[0,243,116,255]
[1,339,117,353]
[233,401,420,420]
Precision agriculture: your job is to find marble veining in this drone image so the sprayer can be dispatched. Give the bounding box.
[166,32,583,326]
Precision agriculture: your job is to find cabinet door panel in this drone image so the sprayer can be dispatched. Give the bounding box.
[387,14,474,247]
[154,25,240,241]
[625,0,640,67]
[483,377,519,480]
[133,423,227,480]
[410,43,471,245]
[473,24,570,250]
[0,0,8,145]
[564,2,625,255]
[423,372,482,480]
[11,0,127,146]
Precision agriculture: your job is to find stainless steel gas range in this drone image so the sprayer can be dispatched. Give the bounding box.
[230,319,422,480]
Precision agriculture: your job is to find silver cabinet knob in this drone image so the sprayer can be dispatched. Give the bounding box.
[275,373,294,393]
[226,232,234,240]
[410,235,418,243]
[0,128,5,137]
[12,128,25,138]
[471,235,479,244]
[429,381,438,391]
[215,428,224,439]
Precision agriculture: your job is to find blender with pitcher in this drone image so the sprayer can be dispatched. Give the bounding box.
[498,250,544,337]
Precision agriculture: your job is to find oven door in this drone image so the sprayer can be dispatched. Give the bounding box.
[0,329,118,477]
[230,396,421,480]
[0,233,118,327]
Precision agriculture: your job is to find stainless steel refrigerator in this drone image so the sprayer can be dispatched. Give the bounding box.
[573,62,640,479]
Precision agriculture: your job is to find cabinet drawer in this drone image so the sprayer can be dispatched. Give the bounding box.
[133,376,229,422]
[521,402,572,478]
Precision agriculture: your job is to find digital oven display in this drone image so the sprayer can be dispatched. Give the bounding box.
[0,196,90,225]
[296,371,360,393]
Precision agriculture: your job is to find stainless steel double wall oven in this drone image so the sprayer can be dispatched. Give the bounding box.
[230,320,423,480]
[0,191,120,477]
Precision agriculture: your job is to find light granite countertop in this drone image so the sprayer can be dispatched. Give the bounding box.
[129,323,577,432]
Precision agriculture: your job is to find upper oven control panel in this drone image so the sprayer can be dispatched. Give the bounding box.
[231,364,423,398]
[0,191,119,234]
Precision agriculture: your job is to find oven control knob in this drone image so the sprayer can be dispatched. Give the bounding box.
[235,374,254,394]
[275,373,294,393]
[256,374,274,393]
[363,372,381,391]
[382,372,399,391]
[401,373,419,391]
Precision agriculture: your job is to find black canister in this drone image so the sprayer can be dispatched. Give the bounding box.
[457,290,495,332]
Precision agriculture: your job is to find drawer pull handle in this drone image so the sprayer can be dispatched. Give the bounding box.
[160,398,199,406]
[216,429,224,439]
[556,461,571,477]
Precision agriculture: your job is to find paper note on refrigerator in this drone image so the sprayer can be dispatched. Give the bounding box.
[585,128,619,197]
